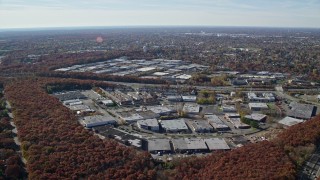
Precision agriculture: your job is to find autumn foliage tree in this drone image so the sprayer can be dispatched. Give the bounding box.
[4,78,156,179]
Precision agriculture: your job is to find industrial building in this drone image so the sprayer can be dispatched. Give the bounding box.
[54,91,87,101]
[137,119,160,132]
[101,99,114,106]
[63,99,83,106]
[104,90,133,106]
[172,138,208,153]
[248,103,269,111]
[204,138,230,151]
[182,95,197,102]
[205,115,230,131]
[278,116,304,128]
[160,119,189,133]
[244,114,267,122]
[117,111,145,123]
[147,105,175,116]
[69,105,94,113]
[167,96,183,102]
[182,103,200,114]
[222,105,237,112]
[82,115,117,128]
[247,92,275,102]
[93,126,142,149]
[225,113,241,119]
[147,139,172,154]
[188,120,213,133]
[229,118,251,129]
[287,102,317,120]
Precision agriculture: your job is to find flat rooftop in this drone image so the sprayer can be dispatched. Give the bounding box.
[172,138,207,150]
[148,139,171,152]
[245,114,267,121]
[160,119,189,131]
[147,105,175,115]
[204,138,230,150]
[190,120,212,130]
[137,119,159,127]
[278,116,304,127]
[182,96,197,102]
[249,103,269,109]
[137,67,156,72]
[183,103,200,113]
[54,91,86,101]
[83,115,116,124]
[205,115,229,129]
[288,102,317,119]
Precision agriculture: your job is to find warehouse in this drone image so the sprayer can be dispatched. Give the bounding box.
[172,138,208,153]
[147,105,175,116]
[278,116,304,128]
[224,113,241,119]
[182,95,197,102]
[82,115,117,128]
[248,103,269,111]
[137,119,160,132]
[222,105,237,112]
[137,67,157,72]
[204,138,230,151]
[288,102,317,120]
[229,118,251,129]
[188,120,213,133]
[167,96,183,102]
[54,91,87,101]
[205,114,230,131]
[183,103,200,114]
[101,99,114,106]
[247,92,275,102]
[117,111,145,123]
[63,99,83,106]
[160,119,189,133]
[147,139,172,154]
[69,105,94,113]
[244,114,267,122]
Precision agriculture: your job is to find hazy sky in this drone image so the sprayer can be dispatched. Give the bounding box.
[0,0,320,28]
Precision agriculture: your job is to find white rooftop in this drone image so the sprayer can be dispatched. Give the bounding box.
[182,96,197,102]
[249,103,269,109]
[153,72,169,76]
[278,116,304,127]
[175,74,192,80]
[137,67,156,72]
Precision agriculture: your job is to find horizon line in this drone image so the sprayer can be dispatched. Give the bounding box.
[1,25,320,32]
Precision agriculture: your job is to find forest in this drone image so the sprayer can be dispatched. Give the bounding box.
[4,78,156,179]
[0,92,25,179]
